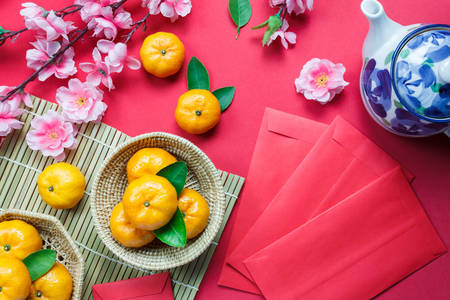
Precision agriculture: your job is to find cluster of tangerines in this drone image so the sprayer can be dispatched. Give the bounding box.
[110,148,210,248]
[140,32,225,135]
[0,220,72,300]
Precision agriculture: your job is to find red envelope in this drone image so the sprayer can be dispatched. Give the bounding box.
[226,116,414,282]
[92,272,173,300]
[243,168,446,300]
[218,108,327,294]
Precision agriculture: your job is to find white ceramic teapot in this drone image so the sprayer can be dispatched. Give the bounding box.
[360,0,449,137]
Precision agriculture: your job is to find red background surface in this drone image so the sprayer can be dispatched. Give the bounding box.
[0,0,449,299]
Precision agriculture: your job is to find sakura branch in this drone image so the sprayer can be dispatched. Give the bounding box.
[252,0,313,49]
[1,0,193,161]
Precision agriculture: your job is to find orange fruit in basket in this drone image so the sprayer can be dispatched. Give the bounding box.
[175,89,221,134]
[29,262,73,300]
[0,255,31,300]
[127,148,177,183]
[110,202,156,248]
[122,175,178,231]
[178,188,210,239]
[140,32,185,78]
[0,220,42,260]
[37,162,86,209]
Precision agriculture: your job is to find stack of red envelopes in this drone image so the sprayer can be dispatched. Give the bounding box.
[219,108,446,300]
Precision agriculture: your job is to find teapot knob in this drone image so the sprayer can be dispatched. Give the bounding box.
[438,58,450,83]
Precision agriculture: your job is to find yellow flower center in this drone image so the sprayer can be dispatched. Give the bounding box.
[47,130,58,140]
[315,73,329,88]
[76,96,86,107]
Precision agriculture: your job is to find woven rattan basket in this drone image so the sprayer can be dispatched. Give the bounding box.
[91,132,225,270]
[0,209,84,299]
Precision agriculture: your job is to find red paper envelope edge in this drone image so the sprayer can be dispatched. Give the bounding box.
[226,116,415,283]
[243,168,446,300]
[218,108,328,294]
[92,272,173,300]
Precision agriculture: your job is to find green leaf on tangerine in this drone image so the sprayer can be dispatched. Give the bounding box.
[187,57,210,90]
[154,208,187,247]
[157,161,187,198]
[213,86,235,112]
[23,249,56,281]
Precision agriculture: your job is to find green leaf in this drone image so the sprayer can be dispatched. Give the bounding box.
[394,100,403,109]
[251,19,268,30]
[187,57,210,90]
[154,208,187,247]
[213,86,235,112]
[157,161,187,198]
[23,249,56,281]
[228,0,252,39]
[431,83,442,93]
[384,50,394,65]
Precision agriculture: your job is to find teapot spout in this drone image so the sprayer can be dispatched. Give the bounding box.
[361,0,403,58]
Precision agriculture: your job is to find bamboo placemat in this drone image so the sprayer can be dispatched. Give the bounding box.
[0,97,245,300]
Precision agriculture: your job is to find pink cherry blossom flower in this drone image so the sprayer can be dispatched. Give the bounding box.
[160,0,192,22]
[87,6,132,40]
[295,58,349,104]
[79,48,115,90]
[97,40,141,73]
[0,86,33,108]
[21,4,76,41]
[26,110,78,161]
[26,39,77,81]
[0,99,24,137]
[142,0,162,14]
[267,20,296,49]
[270,0,313,15]
[56,78,107,124]
[76,0,118,23]
[20,2,46,19]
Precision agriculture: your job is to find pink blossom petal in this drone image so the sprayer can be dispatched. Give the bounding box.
[97,39,115,53]
[126,57,141,70]
[284,32,297,45]
[79,62,97,73]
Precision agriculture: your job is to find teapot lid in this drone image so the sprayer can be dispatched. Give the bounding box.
[392,24,450,123]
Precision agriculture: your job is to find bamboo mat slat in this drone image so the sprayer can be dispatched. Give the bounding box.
[0,97,244,300]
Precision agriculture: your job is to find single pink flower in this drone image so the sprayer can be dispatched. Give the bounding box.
[267,19,296,49]
[0,99,24,137]
[26,39,77,81]
[0,87,33,108]
[21,3,76,41]
[76,0,118,23]
[20,2,46,19]
[271,0,313,15]
[97,40,141,73]
[295,58,349,104]
[56,78,107,124]
[79,48,115,90]
[26,110,78,161]
[87,6,132,40]
[159,0,192,22]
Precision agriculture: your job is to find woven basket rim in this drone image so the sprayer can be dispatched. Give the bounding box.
[0,208,84,299]
[91,132,225,270]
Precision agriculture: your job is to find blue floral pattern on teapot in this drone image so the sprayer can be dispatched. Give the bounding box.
[360,0,450,137]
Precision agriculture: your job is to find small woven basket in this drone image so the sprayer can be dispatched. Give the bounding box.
[0,209,84,299]
[91,132,225,270]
